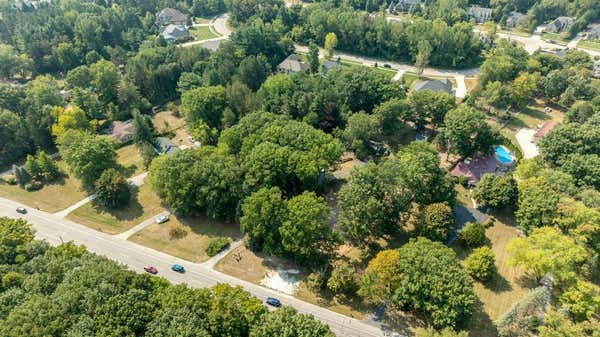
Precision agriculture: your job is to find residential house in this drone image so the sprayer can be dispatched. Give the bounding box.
[156,8,187,27]
[533,121,557,143]
[107,120,135,143]
[593,60,600,78]
[276,54,308,74]
[545,16,575,33]
[468,6,493,23]
[153,137,179,155]
[160,24,190,43]
[412,79,454,96]
[506,11,526,28]
[587,24,600,40]
[321,60,342,77]
[388,0,421,14]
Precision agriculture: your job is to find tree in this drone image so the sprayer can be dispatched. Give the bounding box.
[280,191,339,263]
[0,217,35,265]
[0,110,30,167]
[417,328,468,337]
[94,169,131,209]
[324,32,338,59]
[51,106,94,139]
[58,130,117,188]
[240,187,286,254]
[515,177,560,233]
[181,86,227,129]
[415,203,455,242]
[507,226,588,284]
[249,307,335,337]
[327,260,357,295]
[89,59,120,105]
[392,238,475,327]
[342,112,382,159]
[208,284,266,337]
[465,247,496,281]
[472,174,517,208]
[0,295,70,337]
[358,249,402,305]
[512,72,539,107]
[373,98,410,135]
[25,151,59,182]
[559,280,600,322]
[415,40,432,76]
[308,42,320,73]
[237,54,271,91]
[443,106,500,157]
[459,222,486,248]
[539,311,599,337]
[409,90,456,127]
[132,112,155,145]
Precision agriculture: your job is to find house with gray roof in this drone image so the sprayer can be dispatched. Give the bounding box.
[388,0,421,14]
[153,137,180,155]
[107,120,135,143]
[276,54,308,74]
[506,11,526,28]
[468,6,493,23]
[545,16,575,33]
[156,8,187,26]
[160,24,190,43]
[412,79,454,96]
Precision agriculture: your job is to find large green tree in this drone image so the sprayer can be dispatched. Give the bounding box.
[250,307,335,337]
[240,187,286,254]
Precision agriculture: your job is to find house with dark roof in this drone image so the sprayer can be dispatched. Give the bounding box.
[545,16,575,33]
[388,0,421,14]
[156,8,187,26]
[107,120,135,143]
[276,54,309,74]
[412,79,454,96]
[153,137,180,155]
[468,6,493,23]
[321,60,342,77]
[160,24,190,43]
[506,11,526,28]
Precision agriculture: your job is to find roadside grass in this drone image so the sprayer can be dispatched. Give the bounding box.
[190,26,219,41]
[541,32,569,43]
[497,29,532,37]
[0,161,87,213]
[464,77,478,92]
[67,183,165,235]
[116,144,145,177]
[577,39,600,51]
[452,214,532,337]
[129,214,241,263]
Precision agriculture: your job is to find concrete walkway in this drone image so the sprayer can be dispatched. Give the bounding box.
[202,239,244,269]
[392,69,405,81]
[114,210,170,240]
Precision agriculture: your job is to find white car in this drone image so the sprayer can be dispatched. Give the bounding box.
[155,215,169,224]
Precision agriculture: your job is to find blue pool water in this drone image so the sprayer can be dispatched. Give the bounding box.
[495,146,514,164]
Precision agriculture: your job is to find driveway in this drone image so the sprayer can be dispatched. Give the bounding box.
[515,128,539,159]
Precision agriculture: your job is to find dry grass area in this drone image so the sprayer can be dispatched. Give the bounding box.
[130,215,240,263]
[0,161,87,213]
[453,217,532,337]
[152,110,186,133]
[465,77,478,92]
[116,144,145,177]
[67,184,165,234]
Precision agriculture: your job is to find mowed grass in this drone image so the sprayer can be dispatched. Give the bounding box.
[129,215,241,263]
[153,110,186,134]
[453,217,532,337]
[116,144,145,177]
[541,32,569,43]
[577,39,600,51]
[190,26,219,41]
[0,161,87,213]
[67,183,165,235]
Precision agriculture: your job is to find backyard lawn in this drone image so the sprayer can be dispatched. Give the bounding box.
[190,26,219,41]
[116,144,145,177]
[66,183,165,235]
[153,110,186,134]
[129,215,240,263]
[541,32,569,43]
[0,161,87,213]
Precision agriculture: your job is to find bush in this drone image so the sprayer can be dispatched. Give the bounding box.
[168,226,188,240]
[24,180,43,191]
[205,237,230,257]
[465,247,496,281]
[306,272,325,292]
[2,175,17,185]
[457,175,469,187]
[560,280,600,322]
[326,260,357,295]
[460,222,486,247]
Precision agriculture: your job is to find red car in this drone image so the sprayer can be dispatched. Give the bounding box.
[143,265,158,274]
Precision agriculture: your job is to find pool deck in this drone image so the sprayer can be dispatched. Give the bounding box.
[451,149,514,185]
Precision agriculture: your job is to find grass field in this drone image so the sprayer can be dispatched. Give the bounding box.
[116,145,145,177]
[129,215,240,263]
[577,39,600,51]
[0,161,87,213]
[465,77,478,92]
[541,32,569,43]
[497,29,532,37]
[190,26,219,41]
[153,110,186,134]
[67,183,165,235]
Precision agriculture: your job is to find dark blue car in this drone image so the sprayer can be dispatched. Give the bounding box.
[265,297,281,308]
[171,264,185,273]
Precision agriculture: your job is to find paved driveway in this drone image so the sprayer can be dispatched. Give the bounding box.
[515,128,539,159]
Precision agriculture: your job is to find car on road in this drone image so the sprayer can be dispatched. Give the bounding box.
[143,265,158,274]
[171,264,185,273]
[265,297,281,308]
[156,215,169,224]
[16,207,27,214]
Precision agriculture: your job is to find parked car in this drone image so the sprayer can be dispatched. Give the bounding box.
[143,265,158,274]
[265,297,282,308]
[16,207,27,214]
[171,264,185,273]
[152,105,163,113]
[156,215,169,224]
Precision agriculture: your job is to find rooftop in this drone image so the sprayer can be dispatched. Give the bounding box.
[413,79,453,95]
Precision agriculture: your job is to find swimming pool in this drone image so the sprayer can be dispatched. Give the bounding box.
[495,146,515,165]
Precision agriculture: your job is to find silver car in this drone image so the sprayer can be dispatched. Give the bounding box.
[155,215,169,224]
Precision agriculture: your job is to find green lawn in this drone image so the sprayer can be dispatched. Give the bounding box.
[116,144,145,177]
[0,161,87,213]
[67,183,165,235]
[577,39,600,51]
[497,29,532,37]
[541,32,569,43]
[190,26,219,41]
[129,214,241,263]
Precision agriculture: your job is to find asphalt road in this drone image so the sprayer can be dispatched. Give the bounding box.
[0,197,398,337]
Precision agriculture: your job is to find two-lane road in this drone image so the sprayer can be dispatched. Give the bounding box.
[0,197,399,337]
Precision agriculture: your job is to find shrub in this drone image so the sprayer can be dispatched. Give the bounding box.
[24,180,43,191]
[460,222,486,247]
[560,280,600,322]
[457,175,469,187]
[1,271,24,289]
[168,226,188,240]
[306,272,325,292]
[326,260,357,295]
[205,237,230,257]
[465,247,496,281]
[2,175,17,185]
